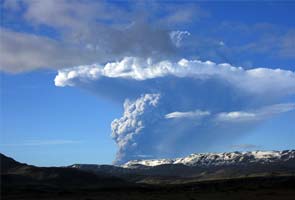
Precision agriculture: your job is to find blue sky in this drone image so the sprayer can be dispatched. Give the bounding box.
[0,0,295,166]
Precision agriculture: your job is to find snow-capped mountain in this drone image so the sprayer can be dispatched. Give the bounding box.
[122,150,295,168]
[68,150,295,183]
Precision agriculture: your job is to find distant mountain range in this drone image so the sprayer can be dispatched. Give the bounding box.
[122,150,295,168]
[2,150,295,184]
[69,150,295,183]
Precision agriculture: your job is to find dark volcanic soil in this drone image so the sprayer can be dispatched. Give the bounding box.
[2,176,295,200]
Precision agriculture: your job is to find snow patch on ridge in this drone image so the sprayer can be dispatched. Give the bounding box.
[122,150,295,168]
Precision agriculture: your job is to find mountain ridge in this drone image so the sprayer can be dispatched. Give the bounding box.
[122,150,295,168]
[68,150,295,183]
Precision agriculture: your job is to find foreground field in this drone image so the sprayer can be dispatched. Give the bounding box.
[3,176,295,200]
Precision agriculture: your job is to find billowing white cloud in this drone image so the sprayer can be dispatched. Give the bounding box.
[111,93,161,162]
[55,57,295,97]
[55,57,295,164]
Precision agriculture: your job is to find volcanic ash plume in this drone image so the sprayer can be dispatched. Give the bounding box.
[55,57,295,164]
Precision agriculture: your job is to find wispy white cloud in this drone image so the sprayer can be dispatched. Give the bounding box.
[216,103,295,123]
[165,110,210,119]
[170,30,191,47]
[216,112,257,123]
